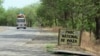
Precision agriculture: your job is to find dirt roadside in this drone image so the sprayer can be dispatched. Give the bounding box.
[0,26,7,32]
[54,31,100,56]
[81,31,100,56]
[46,27,100,56]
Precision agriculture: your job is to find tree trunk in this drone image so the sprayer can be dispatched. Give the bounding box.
[54,18,57,26]
[95,17,100,39]
[71,12,74,29]
[93,0,100,40]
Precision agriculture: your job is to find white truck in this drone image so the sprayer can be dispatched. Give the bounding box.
[16,13,27,29]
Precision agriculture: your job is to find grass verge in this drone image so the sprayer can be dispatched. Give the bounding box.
[45,44,56,52]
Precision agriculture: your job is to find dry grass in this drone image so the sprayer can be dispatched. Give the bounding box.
[51,28,100,56]
[0,27,5,32]
[81,31,100,56]
[40,26,62,32]
[40,27,100,55]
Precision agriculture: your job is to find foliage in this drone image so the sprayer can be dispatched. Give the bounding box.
[22,4,39,27]
[37,0,97,30]
[36,0,100,39]
[5,8,21,26]
[0,2,40,26]
[0,0,5,26]
[0,0,100,39]
[46,44,56,52]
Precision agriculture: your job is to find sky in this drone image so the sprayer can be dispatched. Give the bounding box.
[2,0,40,9]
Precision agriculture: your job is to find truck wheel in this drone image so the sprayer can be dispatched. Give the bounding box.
[17,27,19,29]
[23,27,26,29]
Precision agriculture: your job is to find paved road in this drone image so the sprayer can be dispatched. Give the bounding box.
[0,27,60,56]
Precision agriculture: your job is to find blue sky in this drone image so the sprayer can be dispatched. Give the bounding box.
[2,0,40,9]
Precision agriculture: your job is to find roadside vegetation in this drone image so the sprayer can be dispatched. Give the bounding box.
[46,44,56,52]
[0,0,40,27]
[0,0,100,44]
[0,0,100,55]
[37,0,100,41]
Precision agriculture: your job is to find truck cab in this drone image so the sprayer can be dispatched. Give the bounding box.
[17,13,27,29]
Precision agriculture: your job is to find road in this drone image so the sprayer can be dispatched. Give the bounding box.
[0,27,60,56]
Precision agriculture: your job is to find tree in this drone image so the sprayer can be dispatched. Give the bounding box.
[5,8,20,26]
[92,0,100,39]
[0,0,6,26]
[37,0,100,40]
[23,4,39,27]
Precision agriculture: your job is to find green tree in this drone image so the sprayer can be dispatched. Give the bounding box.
[92,0,100,39]
[5,8,20,26]
[0,0,6,26]
[23,4,39,27]
[37,0,100,40]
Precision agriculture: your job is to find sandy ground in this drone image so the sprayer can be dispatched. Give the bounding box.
[0,26,61,56]
[81,31,100,56]
[0,27,5,32]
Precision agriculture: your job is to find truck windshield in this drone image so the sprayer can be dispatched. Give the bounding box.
[17,19,25,22]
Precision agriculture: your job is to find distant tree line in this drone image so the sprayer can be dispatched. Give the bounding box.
[0,0,100,40]
[0,0,39,27]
